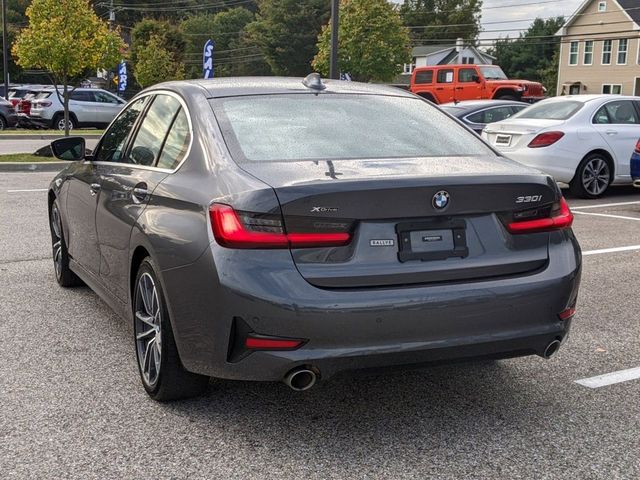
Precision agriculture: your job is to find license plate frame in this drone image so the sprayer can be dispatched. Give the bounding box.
[396,218,469,263]
[495,134,512,147]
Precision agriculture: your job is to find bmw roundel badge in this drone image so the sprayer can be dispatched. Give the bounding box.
[432,190,450,210]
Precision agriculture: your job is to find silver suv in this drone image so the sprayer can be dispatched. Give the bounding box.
[30,88,126,130]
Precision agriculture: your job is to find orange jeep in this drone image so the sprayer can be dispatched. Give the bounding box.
[410,65,546,104]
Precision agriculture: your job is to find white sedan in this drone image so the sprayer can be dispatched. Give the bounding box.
[482,95,640,198]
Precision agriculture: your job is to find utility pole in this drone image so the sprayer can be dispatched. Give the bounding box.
[108,0,115,30]
[2,0,9,98]
[329,0,339,79]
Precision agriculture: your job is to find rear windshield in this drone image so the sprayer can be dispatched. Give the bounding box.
[36,92,52,99]
[512,100,583,120]
[211,94,492,162]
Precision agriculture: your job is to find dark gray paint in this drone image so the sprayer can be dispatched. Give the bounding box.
[49,78,581,383]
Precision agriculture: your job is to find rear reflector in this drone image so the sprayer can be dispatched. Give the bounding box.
[245,336,304,350]
[559,307,576,320]
[210,203,351,249]
[528,131,564,148]
[507,197,573,234]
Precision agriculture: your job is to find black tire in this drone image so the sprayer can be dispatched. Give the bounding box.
[0,115,6,131]
[496,94,517,101]
[49,199,83,287]
[133,258,209,401]
[569,153,612,199]
[418,93,437,104]
[52,113,77,131]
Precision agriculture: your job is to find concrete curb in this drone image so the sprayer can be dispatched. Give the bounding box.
[0,162,68,172]
[0,134,102,140]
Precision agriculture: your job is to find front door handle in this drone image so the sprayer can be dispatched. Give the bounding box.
[90,183,101,196]
[132,183,149,202]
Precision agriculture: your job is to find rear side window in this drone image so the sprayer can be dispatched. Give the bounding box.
[212,94,493,162]
[512,100,583,120]
[466,106,515,124]
[127,95,182,166]
[70,91,93,102]
[94,96,149,163]
[437,69,454,83]
[157,108,191,170]
[414,70,433,84]
[593,101,639,125]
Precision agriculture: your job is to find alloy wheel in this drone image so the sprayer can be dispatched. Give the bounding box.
[57,118,74,131]
[581,157,610,196]
[51,204,63,280]
[134,273,162,388]
[0,117,5,130]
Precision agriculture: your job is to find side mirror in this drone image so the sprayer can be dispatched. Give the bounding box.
[131,145,155,166]
[50,137,86,161]
[472,74,481,84]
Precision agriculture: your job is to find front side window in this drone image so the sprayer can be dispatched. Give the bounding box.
[584,41,594,65]
[617,39,628,64]
[458,68,477,83]
[70,91,92,102]
[512,100,583,120]
[478,65,508,80]
[93,91,120,104]
[593,101,638,124]
[127,95,182,166]
[602,40,612,64]
[437,69,454,83]
[569,42,579,65]
[94,96,149,163]
[212,94,493,163]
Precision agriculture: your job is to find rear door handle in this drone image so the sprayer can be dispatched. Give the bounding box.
[90,183,101,196]
[605,130,618,135]
[132,183,149,202]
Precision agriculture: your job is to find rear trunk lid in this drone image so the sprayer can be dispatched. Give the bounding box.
[483,118,565,151]
[239,156,559,289]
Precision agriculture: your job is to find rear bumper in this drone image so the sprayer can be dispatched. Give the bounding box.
[499,146,580,183]
[160,232,581,382]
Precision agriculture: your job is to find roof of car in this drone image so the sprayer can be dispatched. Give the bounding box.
[542,94,640,103]
[440,100,528,111]
[158,77,416,99]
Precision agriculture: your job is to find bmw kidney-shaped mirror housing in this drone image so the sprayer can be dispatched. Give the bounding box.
[50,137,86,161]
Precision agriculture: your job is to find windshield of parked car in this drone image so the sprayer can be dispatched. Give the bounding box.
[511,100,583,120]
[36,91,52,99]
[212,94,493,162]
[478,66,508,80]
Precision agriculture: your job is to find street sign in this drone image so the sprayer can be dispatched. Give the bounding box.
[203,39,214,79]
[117,61,127,93]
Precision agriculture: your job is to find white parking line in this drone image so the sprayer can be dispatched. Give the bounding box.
[582,245,640,256]
[572,201,640,210]
[575,367,640,389]
[573,211,640,222]
[7,188,48,193]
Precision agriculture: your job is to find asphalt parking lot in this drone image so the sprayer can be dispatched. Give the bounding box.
[1,171,639,479]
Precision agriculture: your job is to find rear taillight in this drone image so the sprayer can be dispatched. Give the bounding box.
[506,197,573,234]
[559,307,576,321]
[209,203,351,249]
[528,131,564,148]
[37,101,52,107]
[634,139,640,154]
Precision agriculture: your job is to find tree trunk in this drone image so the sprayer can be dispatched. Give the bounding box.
[63,74,69,137]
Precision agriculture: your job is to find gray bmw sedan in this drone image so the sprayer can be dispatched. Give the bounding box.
[48,75,581,401]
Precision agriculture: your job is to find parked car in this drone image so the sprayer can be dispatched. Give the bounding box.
[0,97,18,130]
[47,76,581,401]
[410,64,546,105]
[440,100,529,134]
[483,95,640,198]
[632,139,640,188]
[7,86,35,108]
[30,88,126,130]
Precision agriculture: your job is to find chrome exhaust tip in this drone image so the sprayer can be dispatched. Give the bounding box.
[283,367,317,391]
[541,339,562,359]
[633,179,640,188]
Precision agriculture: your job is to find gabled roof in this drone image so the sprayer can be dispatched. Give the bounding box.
[411,45,496,61]
[557,0,640,35]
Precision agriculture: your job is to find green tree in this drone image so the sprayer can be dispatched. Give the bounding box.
[313,0,411,82]
[400,0,482,44]
[134,34,185,88]
[490,17,564,95]
[246,0,330,76]
[181,8,269,78]
[12,0,125,134]
[130,18,187,66]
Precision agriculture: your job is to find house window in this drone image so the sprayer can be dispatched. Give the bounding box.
[617,39,628,64]
[598,1,607,11]
[461,57,475,64]
[402,63,414,75]
[602,40,612,64]
[584,40,594,65]
[602,84,622,94]
[569,41,579,65]
[569,84,582,95]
